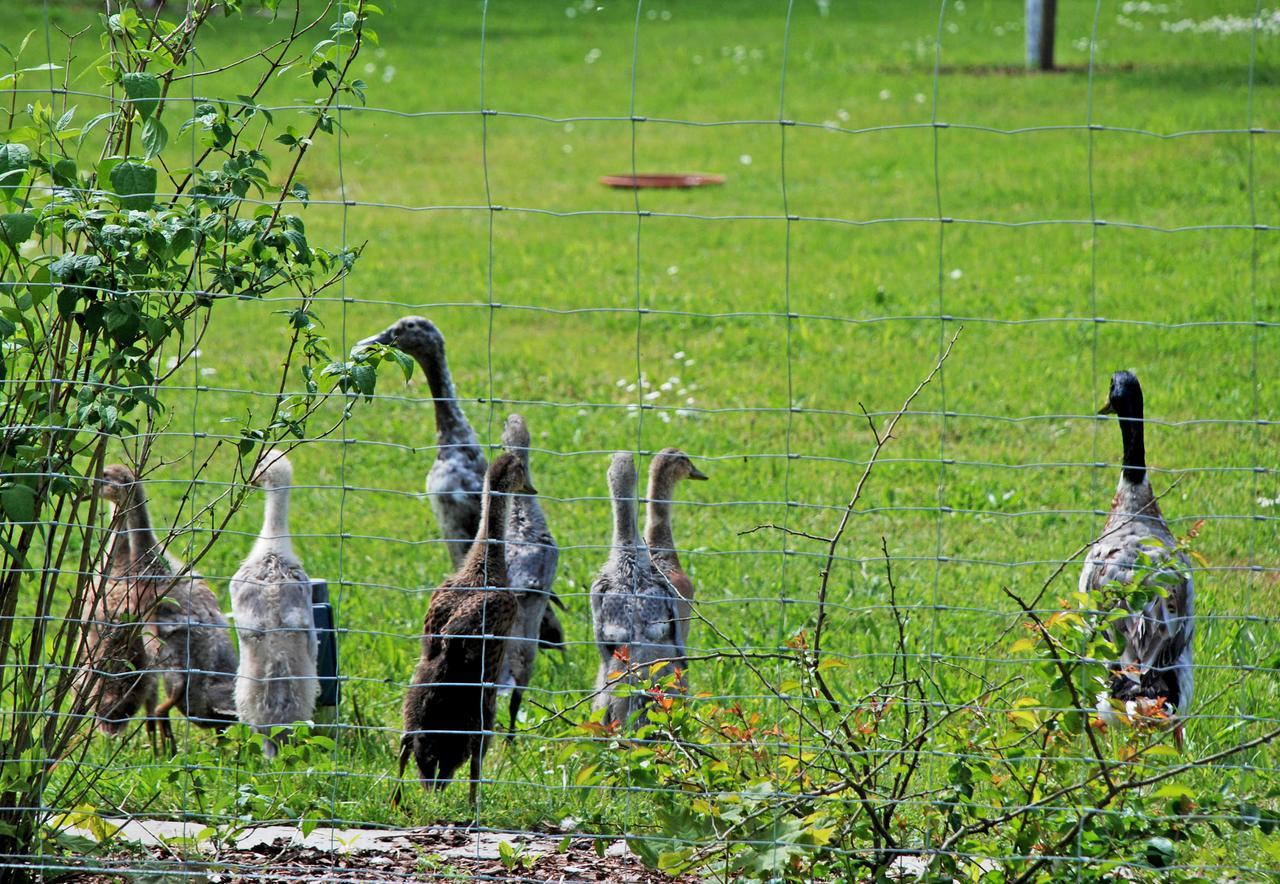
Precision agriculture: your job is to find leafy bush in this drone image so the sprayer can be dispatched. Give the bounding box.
[564,340,1280,882]
[0,1,383,875]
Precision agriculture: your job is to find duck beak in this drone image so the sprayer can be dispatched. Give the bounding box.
[1097,400,1115,416]
[355,328,395,352]
[687,464,709,481]
[522,482,539,496]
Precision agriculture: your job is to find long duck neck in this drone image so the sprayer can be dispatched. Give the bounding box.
[121,484,163,567]
[462,486,510,584]
[611,483,641,552]
[415,347,470,441]
[102,500,132,577]
[644,470,678,564]
[1117,413,1146,487]
[252,484,294,560]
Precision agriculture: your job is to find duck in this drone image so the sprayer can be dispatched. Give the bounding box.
[495,413,560,738]
[73,465,165,742]
[1081,371,1194,742]
[97,466,238,751]
[230,449,319,758]
[644,448,708,658]
[590,453,684,730]
[357,316,486,569]
[398,452,529,804]
[357,316,565,648]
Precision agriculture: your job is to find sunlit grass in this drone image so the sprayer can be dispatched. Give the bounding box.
[9,0,1280,854]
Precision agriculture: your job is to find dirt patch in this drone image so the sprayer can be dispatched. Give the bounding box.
[46,820,689,882]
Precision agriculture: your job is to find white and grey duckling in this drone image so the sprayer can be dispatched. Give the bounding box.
[230,449,319,758]
[1081,370,1194,743]
[590,453,684,730]
[644,447,708,661]
[495,413,562,737]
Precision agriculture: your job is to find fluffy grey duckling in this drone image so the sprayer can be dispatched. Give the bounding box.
[590,453,684,730]
[398,453,529,805]
[495,414,560,737]
[1081,371,1194,744]
[230,449,318,758]
[644,448,708,661]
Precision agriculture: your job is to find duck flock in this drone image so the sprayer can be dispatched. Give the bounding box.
[74,317,1195,801]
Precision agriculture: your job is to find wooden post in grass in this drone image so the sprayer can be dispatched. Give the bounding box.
[1026,0,1057,71]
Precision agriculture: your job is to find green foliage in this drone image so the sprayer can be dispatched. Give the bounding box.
[0,1,380,874]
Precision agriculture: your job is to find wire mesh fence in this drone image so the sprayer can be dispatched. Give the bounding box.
[1,0,1278,880]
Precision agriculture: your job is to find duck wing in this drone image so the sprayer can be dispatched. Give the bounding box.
[1082,521,1194,708]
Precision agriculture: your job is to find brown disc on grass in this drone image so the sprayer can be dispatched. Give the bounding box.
[599,173,725,189]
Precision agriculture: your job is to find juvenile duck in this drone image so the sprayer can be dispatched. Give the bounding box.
[591,453,683,730]
[496,414,561,737]
[399,452,530,804]
[644,448,708,657]
[73,465,166,742]
[98,467,237,751]
[358,317,565,657]
[230,450,319,758]
[358,316,486,569]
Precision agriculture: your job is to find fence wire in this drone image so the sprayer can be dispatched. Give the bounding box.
[2,0,1279,881]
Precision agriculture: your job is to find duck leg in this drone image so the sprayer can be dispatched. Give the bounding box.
[144,686,159,755]
[391,735,411,810]
[155,681,183,755]
[506,690,523,742]
[468,744,481,807]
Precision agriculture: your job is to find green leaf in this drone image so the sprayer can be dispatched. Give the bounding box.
[51,157,77,187]
[2,484,35,523]
[1144,836,1175,868]
[121,71,160,120]
[351,363,376,399]
[141,117,167,160]
[0,213,36,252]
[389,348,413,382]
[0,143,32,202]
[109,160,156,210]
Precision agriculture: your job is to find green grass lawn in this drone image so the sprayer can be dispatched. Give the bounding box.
[9,0,1280,870]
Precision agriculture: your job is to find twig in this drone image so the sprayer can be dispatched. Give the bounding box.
[1000,585,1115,791]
